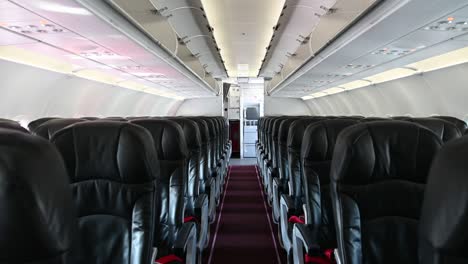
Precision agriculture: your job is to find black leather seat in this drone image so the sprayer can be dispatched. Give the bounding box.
[0,129,76,264]
[291,119,359,263]
[101,117,127,121]
[0,121,29,133]
[130,119,198,263]
[257,117,273,177]
[279,117,324,259]
[28,117,59,132]
[266,117,289,205]
[419,136,468,264]
[51,121,159,263]
[33,118,86,140]
[186,117,218,222]
[360,117,389,122]
[409,117,462,143]
[330,121,442,264]
[168,117,210,250]
[272,117,300,224]
[200,117,222,203]
[432,116,467,134]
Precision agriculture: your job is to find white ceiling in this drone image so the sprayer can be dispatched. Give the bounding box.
[0,0,217,99]
[201,0,286,77]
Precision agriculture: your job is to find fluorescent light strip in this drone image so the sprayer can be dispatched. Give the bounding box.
[201,0,285,77]
[0,46,183,100]
[302,46,468,100]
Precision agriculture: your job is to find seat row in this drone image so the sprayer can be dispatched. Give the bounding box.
[0,116,231,264]
[256,115,468,264]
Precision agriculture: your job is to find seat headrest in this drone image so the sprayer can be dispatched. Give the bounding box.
[200,118,216,139]
[272,117,288,139]
[302,119,359,161]
[28,117,59,132]
[433,116,467,131]
[331,121,442,185]
[360,117,388,122]
[51,121,158,183]
[34,118,86,140]
[0,129,76,262]
[131,119,188,161]
[278,118,299,144]
[287,118,324,151]
[170,118,202,151]
[410,118,462,142]
[189,118,210,143]
[419,136,468,262]
[0,121,29,134]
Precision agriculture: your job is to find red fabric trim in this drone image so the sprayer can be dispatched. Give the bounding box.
[155,254,184,264]
[288,215,305,224]
[183,216,198,223]
[304,249,336,264]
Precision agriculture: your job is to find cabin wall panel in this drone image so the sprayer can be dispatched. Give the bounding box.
[0,60,179,121]
[176,97,223,116]
[264,97,311,116]
[305,62,468,119]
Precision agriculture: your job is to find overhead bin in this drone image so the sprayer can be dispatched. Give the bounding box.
[260,0,337,78]
[150,0,227,79]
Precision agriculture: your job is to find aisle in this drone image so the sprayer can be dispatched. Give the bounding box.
[206,165,285,264]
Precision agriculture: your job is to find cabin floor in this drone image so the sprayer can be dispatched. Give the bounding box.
[205,162,286,264]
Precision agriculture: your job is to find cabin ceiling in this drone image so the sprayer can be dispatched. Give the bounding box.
[271,0,468,99]
[0,0,219,100]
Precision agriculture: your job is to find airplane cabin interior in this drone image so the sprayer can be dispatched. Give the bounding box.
[0,0,468,263]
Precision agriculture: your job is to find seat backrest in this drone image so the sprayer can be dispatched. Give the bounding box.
[287,117,324,207]
[300,119,359,247]
[34,118,86,140]
[187,118,212,185]
[0,121,29,133]
[331,121,442,264]
[130,119,188,251]
[432,116,467,133]
[419,136,468,264]
[28,117,59,132]
[200,117,218,168]
[271,117,288,168]
[51,121,157,263]
[0,129,76,264]
[168,118,203,208]
[278,117,300,183]
[409,118,462,143]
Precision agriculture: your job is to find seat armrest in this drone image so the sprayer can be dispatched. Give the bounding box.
[280,194,296,216]
[292,224,321,264]
[194,194,208,218]
[194,194,209,249]
[173,222,197,264]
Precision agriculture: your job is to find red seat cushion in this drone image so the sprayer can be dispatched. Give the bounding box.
[288,215,305,224]
[155,254,184,264]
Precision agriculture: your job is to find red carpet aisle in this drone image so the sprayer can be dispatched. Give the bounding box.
[205,165,286,264]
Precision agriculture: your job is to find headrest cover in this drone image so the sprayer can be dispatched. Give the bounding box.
[34,118,86,139]
[433,116,467,131]
[410,118,462,142]
[419,136,468,262]
[302,119,359,161]
[0,121,29,134]
[52,121,158,184]
[170,118,202,151]
[131,119,188,161]
[331,121,442,185]
[0,129,76,262]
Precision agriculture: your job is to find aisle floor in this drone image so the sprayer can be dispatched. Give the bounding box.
[205,165,286,264]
